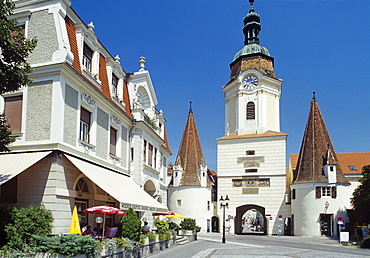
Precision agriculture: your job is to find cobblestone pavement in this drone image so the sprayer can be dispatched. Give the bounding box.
[146,232,369,258]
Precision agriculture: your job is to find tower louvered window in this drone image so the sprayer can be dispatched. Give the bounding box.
[246,102,255,120]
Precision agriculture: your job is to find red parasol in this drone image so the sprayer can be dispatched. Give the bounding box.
[152,211,175,216]
[84,205,126,236]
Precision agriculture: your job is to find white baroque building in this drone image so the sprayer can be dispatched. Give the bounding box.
[0,0,171,234]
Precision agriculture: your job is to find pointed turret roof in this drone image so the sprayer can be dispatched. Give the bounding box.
[175,103,206,186]
[293,94,349,185]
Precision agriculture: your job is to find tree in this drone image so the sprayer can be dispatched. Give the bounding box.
[0,0,37,95]
[0,113,15,152]
[353,165,370,224]
[0,0,36,151]
[120,208,141,241]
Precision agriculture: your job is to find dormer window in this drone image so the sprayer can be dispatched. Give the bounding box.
[112,74,118,96]
[82,43,93,72]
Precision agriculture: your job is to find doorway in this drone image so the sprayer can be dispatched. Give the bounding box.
[235,205,266,235]
[212,216,219,232]
[320,213,333,236]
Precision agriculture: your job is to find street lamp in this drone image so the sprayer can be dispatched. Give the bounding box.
[220,195,230,243]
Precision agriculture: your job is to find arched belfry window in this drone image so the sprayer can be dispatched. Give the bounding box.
[75,178,89,192]
[246,102,255,120]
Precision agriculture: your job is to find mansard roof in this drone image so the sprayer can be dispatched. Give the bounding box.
[175,106,206,186]
[293,96,349,185]
[65,15,133,119]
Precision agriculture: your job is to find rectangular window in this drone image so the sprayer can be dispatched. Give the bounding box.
[322,186,331,197]
[130,147,134,161]
[207,201,210,211]
[177,200,181,206]
[79,107,91,142]
[4,96,23,133]
[154,148,157,168]
[292,189,296,200]
[110,127,117,155]
[112,74,118,96]
[82,44,93,72]
[148,143,153,166]
[143,140,147,163]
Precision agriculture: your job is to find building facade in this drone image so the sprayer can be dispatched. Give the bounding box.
[0,0,170,234]
[217,1,290,235]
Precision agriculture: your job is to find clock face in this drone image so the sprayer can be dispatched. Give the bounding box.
[244,75,258,90]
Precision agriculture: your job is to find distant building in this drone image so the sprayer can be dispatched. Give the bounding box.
[0,0,170,233]
[167,104,216,232]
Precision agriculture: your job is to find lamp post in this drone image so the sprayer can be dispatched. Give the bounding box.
[219,195,230,243]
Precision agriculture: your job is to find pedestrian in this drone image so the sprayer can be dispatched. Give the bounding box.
[142,221,150,234]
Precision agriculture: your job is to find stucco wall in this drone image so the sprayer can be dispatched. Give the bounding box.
[121,126,128,168]
[28,9,59,64]
[217,136,289,235]
[291,184,351,236]
[96,107,108,159]
[168,186,212,232]
[26,81,53,141]
[63,84,78,146]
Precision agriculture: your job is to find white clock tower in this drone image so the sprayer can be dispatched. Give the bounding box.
[217,0,289,236]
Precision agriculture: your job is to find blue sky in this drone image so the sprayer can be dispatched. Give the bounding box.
[71,0,370,171]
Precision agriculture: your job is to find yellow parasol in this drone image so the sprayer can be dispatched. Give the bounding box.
[165,213,184,219]
[68,205,82,234]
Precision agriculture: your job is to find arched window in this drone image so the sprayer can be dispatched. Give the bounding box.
[246,102,255,120]
[75,178,89,192]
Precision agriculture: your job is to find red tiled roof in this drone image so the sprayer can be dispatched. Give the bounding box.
[175,108,205,186]
[291,152,370,175]
[162,125,171,153]
[293,97,349,185]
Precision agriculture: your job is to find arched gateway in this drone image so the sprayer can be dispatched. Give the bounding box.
[235,204,267,235]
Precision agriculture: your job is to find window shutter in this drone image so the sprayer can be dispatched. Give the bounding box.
[110,127,117,155]
[331,186,337,198]
[5,96,23,133]
[80,107,91,124]
[316,186,321,198]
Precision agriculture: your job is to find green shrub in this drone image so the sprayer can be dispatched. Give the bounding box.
[146,231,157,242]
[194,226,201,233]
[180,218,196,231]
[139,234,148,245]
[361,236,370,248]
[102,238,117,256]
[30,234,101,257]
[4,204,53,250]
[169,221,179,231]
[154,218,169,234]
[158,230,172,240]
[115,237,141,253]
[120,208,141,241]
[0,205,14,247]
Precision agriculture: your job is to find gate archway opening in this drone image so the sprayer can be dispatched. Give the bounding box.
[235,204,267,235]
[211,216,219,232]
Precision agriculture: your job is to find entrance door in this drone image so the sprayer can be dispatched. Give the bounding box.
[212,216,219,232]
[320,214,333,236]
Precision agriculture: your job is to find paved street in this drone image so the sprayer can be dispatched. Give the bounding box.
[147,232,369,258]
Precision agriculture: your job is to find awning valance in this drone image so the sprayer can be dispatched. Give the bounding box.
[0,151,52,185]
[65,154,167,212]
